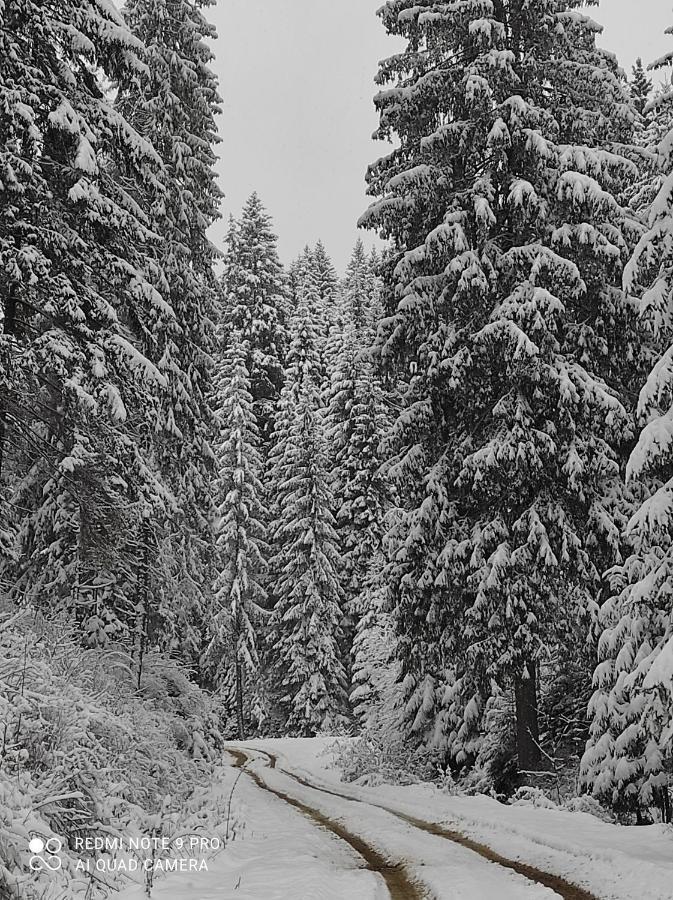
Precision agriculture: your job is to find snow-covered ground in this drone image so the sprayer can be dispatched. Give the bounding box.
[113,758,384,900]
[112,738,673,900]
[244,738,673,900]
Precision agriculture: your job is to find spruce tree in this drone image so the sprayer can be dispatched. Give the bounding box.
[220,194,288,439]
[267,301,348,735]
[313,240,339,331]
[361,0,643,772]
[631,58,653,117]
[206,338,268,737]
[289,243,339,356]
[582,32,673,822]
[350,557,398,728]
[0,0,173,628]
[117,0,223,666]
[325,326,390,648]
[342,239,382,330]
[267,391,349,735]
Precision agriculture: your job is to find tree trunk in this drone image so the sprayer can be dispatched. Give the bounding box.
[136,519,151,690]
[235,660,245,739]
[0,285,17,481]
[515,659,541,773]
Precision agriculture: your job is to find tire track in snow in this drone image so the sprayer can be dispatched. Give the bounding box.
[228,748,430,900]
[241,746,598,900]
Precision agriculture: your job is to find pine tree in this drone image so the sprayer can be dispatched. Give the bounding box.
[582,30,673,822]
[116,0,223,667]
[342,239,382,330]
[350,556,399,728]
[312,240,339,333]
[631,58,653,117]
[325,327,390,651]
[0,0,175,627]
[289,243,339,356]
[361,0,643,772]
[267,392,349,735]
[206,338,268,737]
[220,194,288,439]
[266,300,348,734]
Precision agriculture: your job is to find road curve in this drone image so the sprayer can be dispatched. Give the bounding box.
[239,746,599,900]
[228,747,430,900]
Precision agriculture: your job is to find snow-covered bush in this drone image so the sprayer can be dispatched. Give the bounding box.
[467,693,519,800]
[0,608,226,899]
[335,732,441,786]
[510,786,559,810]
[563,795,617,824]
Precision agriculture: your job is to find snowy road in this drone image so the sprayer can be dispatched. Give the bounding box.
[115,740,673,900]
[230,744,592,900]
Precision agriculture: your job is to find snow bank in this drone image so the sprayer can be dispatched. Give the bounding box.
[247,738,673,900]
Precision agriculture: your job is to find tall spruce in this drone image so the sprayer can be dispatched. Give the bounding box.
[206,338,268,737]
[631,58,653,118]
[312,240,339,336]
[220,194,288,440]
[582,29,673,822]
[325,328,391,704]
[0,0,174,636]
[266,300,349,735]
[361,0,643,772]
[117,0,223,666]
[342,239,382,330]
[289,243,339,361]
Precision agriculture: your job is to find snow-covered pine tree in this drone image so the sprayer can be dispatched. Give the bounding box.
[265,294,324,607]
[0,0,174,629]
[206,337,268,737]
[220,194,288,439]
[631,58,653,118]
[289,243,340,358]
[361,0,644,773]
[341,239,383,331]
[287,247,311,308]
[117,0,223,668]
[582,29,673,823]
[320,244,391,715]
[267,392,349,736]
[350,555,399,729]
[312,239,339,336]
[266,299,349,735]
[324,320,391,681]
[325,241,382,422]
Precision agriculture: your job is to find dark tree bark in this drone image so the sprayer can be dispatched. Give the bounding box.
[136,519,151,690]
[235,660,244,739]
[515,659,541,773]
[0,285,17,481]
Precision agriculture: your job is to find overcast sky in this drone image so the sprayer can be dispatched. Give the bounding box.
[209,0,672,273]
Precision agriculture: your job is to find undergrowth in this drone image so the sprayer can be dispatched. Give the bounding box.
[0,605,234,900]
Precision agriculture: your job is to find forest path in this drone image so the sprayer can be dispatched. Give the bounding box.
[229,744,564,900]
[229,747,426,899]
[235,745,597,900]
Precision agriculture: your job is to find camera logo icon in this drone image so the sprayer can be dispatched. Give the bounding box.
[29,836,63,872]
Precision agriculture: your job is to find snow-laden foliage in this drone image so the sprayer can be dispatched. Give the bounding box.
[288,243,339,370]
[206,340,269,737]
[582,28,673,822]
[115,0,223,667]
[0,607,225,899]
[323,320,393,716]
[0,0,172,617]
[342,239,383,332]
[266,301,349,736]
[219,195,288,440]
[361,0,646,772]
[631,59,653,118]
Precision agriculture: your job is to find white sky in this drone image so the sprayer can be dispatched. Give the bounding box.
[209,0,672,272]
